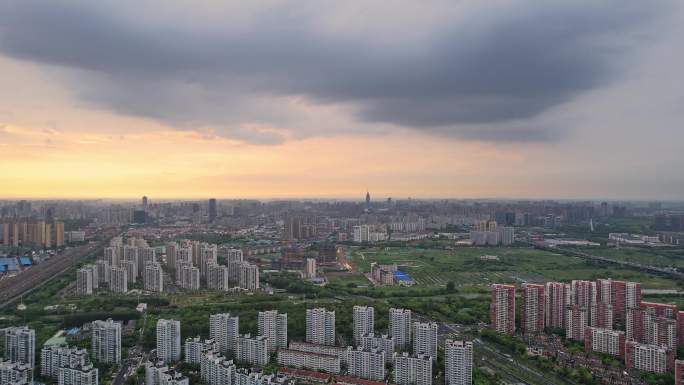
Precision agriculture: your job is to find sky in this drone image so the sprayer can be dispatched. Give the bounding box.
[1,0,683,200]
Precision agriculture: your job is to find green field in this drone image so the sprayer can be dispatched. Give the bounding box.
[350,246,683,289]
[564,245,684,269]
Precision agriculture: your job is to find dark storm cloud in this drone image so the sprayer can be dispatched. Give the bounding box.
[0,1,672,143]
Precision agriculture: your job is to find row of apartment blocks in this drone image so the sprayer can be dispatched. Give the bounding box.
[152,306,471,385]
[490,279,684,375]
[0,220,65,248]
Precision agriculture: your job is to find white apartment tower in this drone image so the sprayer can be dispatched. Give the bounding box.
[258,310,288,352]
[156,319,182,363]
[306,308,336,346]
[346,347,385,381]
[393,352,432,385]
[210,313,239,354]
[238,262,259,291]
[413,322,438,359]
[236,334,269,366]
[91,319,121,363]
[445,339,473,385]
[144,262,164,293]
[3,326,35,368]
[109,266,128,293]
[389,308,412,350]
[353,306,375,345]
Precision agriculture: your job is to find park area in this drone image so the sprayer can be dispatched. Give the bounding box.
[341,245,683,290]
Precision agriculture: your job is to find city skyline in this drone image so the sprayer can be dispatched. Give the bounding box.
[1,1,683,200]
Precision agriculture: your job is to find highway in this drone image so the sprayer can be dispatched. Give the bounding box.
[0,242,101,308]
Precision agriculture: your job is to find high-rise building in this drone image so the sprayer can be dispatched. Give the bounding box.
[178,264,200,290]
[675,360,684,385]
[590,302,614,329]
[54,221,65,247]
[199,244,218,278]
[627,305,678,350]
[40,345,89,379]
[490,284,515,335]
[584,327,625,358]
[77,266,95,295]
[304,258,317,279]
[445,340,473,385]
[236,334,269,366]
[120,259,137,285]
[521,283,544,334]
[208,199,217,223]
[258,310,288,353]
[277,349,341,374]
[109,266,128,293]
[2,326,35,368]
[346,347,385,381]
[389,308,412,350]
[144,262,164,293]
[571,280,597,309]
[210,313,239,354]
[200,351,236,385]
[238,262,259,291]
[306,308,336,346]
[565,305,589,342]
[353,306,374,345]
[184,337,216,365]
[58,364,99,385]
[95,260,110,287]
[207,264,229,291]
[0,360,32,384]
[91,319,121,363]
[156,319,182,363]
[360,333,394,363]
[393,353,432,385]
[412,322,438,359]
[625,341,674,374]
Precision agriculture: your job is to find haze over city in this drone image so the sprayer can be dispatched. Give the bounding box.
[1,1,683,200]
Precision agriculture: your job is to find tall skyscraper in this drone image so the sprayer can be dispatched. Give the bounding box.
[490,284,515,335]
[412,322,438,359]
[156,319,182,363]
[521,283,545,334]
[389,308,412,350]
[91,319,121,363]
[353,306,374,345]
[306,308,336,346]
[208,198,217,223]
[2,326,35,368]
[210,313,239,354]
[445,339,473,385]
[258,310,288,353]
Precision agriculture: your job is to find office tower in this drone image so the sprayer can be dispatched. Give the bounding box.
[445,340,473,385]
[40,345,89,379]
[521,283,544,334]
[200,351,236,385]
[91,319,121,363]
[184,337,217,365]
[142,196,148,210]
[109,266,128,293]
[360,333,395,363]
[353,306,374,345]
[76,266,94,295]
[545,282,570,329]
[144,262,164,293]
[210,313,239,354]
[584,327,625,358]
[412,322,438,359]
[207,264,229,291]
[2,326,35,368]
[157,319,182,363]
[565,305,589,342]
[490,284,515,335]
[258,310,288,353]
[389,308,412,350]
[304,257,317,278]
[346,347,385,381]
[58,363,98,385]
[199,244,218,278]
[393,353,432,385]
[208,199,217,223]
[306,308,336,346]
[0,361,32,384]
[625,341,674,374]
[236,334,269,366]
[238,262,259,290]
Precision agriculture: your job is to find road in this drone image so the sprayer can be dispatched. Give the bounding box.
[0,242,101,308]
[113,311,148,385]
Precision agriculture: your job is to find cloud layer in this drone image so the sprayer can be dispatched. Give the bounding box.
[0,0,675,144]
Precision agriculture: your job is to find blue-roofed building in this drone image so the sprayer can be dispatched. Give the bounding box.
[0,257,19,272]
[393,270,415,286]
[0,265,6,273]
[19,257,32,266]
